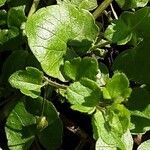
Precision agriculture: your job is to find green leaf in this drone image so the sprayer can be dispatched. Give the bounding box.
[113,42,150,84]
[64,57,98,81]
[0,10,7,26]
[64,0,98,10]
[103,72,131,102]
[107,104,131,135]
[0,0,6,7]
[137,140,150,150]
[24,97,63,150]
[126,87,150,134]
[95,130,133,150]
[105,7,150,45]
[5,100,36,150]
[66,78,102,113]
[5,97,63,150]
[25,3,98,81]
[92,109,127,150]
[115,0,149,9]
[0,27,19,45]
[7,5,27,28]
[9,67,44,98]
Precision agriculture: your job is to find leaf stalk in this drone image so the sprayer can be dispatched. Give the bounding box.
[28,0,40,17]
[44,76,68,89]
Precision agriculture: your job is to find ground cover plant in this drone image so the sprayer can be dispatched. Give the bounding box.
[0,0,150,149]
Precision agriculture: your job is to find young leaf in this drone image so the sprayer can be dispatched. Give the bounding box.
[126,87,150,134]
[66,78,102,113]
[7,5,27,28]
[25,3,98,81]
[137,140,150,150]
[64,57,98,81]
[64,0,98,10]
[103,72,131,102]
[9,67,44,98]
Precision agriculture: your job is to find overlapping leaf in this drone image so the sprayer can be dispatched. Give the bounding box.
[64,57,98,81]
[5,97,63,150]
[106,7,150,84]
[25,3,98,81]
[95,130,133,150]
[66,78,102,113]
[105,7,150,45]
[102,72,131,102]
[92,109,128,150]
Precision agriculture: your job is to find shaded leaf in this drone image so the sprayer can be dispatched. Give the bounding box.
[66,78,102,113]
[64,57,98,81]
[25,3,98,81]
[105,7,150,45]
[7,5,27,28]
[24,97,63,150]
[103,72,131,102]
[113,42,150,84]
[5,100,36,150]
[126,87,150,134]
[5,97,63,150]
[115,0,149,9]
[0,10,7,26]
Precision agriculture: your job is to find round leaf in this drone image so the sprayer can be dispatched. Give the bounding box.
[25,3,98,80]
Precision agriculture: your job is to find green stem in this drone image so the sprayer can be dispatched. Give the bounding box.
[44,76,68,89]
[110,3,118,19]
[93,0,113,19]
[28,0,40,17]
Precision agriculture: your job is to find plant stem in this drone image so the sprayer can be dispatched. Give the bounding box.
[44,76,68,89]
[110,3,118,19]
[93,0,113,19]
[28,0,40,17]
